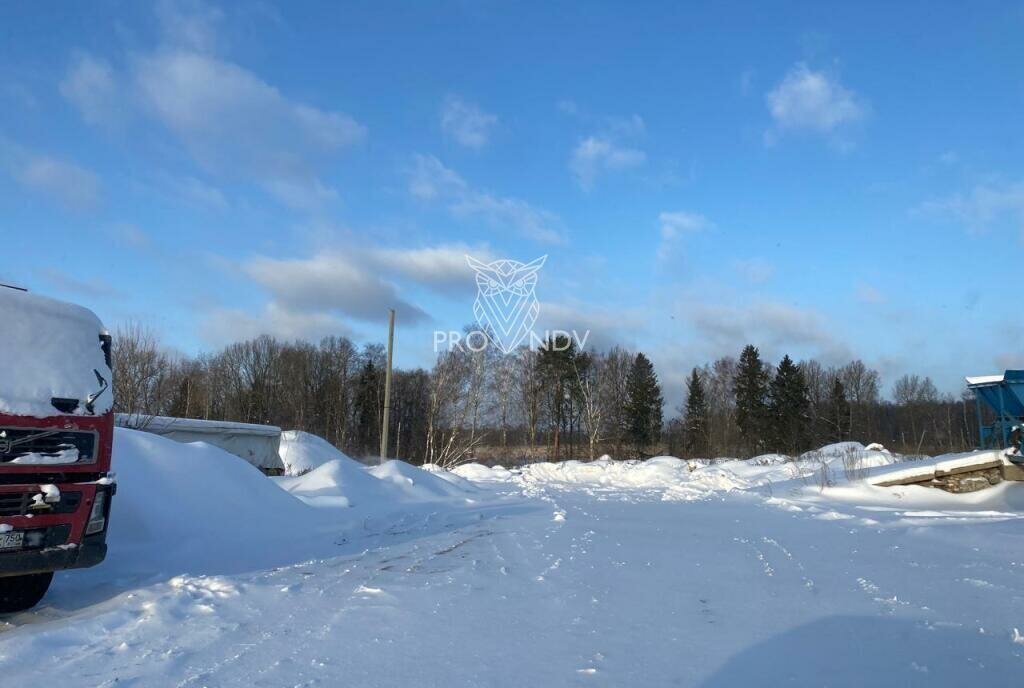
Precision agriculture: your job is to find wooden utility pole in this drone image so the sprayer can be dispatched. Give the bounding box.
[380,308,396,464]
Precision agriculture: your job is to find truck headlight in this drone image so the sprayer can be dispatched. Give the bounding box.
[86,490,107,535]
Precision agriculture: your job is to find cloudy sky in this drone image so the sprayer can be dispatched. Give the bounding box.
[2,1,1023,407]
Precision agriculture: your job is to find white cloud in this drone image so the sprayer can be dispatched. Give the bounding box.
[765,63,866,143]
[440,96,497,149]
[657,211,711,261]
[111,223,152,250]
[135,51,365,163]
[570,136,646,190]
[134,50,365,209]
[855,283,886,304]
[243,251,429,325]
[214,241,504,346]
[659,211,711,240]
[261,177,339,211]
[556,99,579,116]
[536,301,646,352]
[155,0,224,53]
[604,114,646,138]
[15,155,101,210]
[916,180,1024,236]
[366,244,496,295]
[157,173,229,210]
[408,154,467,201]
[732,258,775,284]
[58,3,358,212]
[686,300,851,365]
[60,53,118,126]
[201,302,353,346]
[408,154,565,244]
[38,267,122,299]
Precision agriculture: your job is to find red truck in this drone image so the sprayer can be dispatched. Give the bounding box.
[0,285,115,612]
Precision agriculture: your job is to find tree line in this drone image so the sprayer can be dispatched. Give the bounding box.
[112,324,985,465]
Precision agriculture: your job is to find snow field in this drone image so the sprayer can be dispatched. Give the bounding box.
[3,433,1024,686]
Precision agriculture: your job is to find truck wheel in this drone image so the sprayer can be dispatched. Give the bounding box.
[0,572,54,613]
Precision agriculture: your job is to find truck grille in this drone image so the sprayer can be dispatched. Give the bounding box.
[0,491,30,516]
[0,490,82,516]
[0,428,96,465]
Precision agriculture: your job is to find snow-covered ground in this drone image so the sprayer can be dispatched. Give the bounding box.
[2,435,1023,686]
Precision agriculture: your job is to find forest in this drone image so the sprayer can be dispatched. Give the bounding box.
[112,324,988,465]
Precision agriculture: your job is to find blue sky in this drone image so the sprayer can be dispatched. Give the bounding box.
[2,0,1023,407]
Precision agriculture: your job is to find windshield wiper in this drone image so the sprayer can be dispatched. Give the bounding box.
[85,369,108,415]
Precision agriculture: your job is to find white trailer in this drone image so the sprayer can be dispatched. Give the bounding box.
[115,414,286,475]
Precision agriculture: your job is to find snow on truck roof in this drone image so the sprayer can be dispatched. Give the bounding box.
[0,287,112,418]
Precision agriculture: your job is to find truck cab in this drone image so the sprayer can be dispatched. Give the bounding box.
[0,285,115,612]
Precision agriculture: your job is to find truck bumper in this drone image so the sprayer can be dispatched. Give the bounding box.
[0,530,108,577]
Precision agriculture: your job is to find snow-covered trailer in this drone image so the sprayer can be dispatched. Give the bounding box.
[116,415,286,475]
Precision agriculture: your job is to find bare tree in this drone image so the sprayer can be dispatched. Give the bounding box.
[575,351,609,459]
[516,346,542,450]
[112,322,172,421]
[839,360,881,438]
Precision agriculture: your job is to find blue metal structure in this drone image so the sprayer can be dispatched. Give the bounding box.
[966,371,1024,459]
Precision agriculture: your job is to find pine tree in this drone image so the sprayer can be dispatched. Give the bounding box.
[537,334,584,460]
[827,376,850,441]
[682,368,709,457]
[352,360,382,456]
[734,345,770,454]
[768,354,812,454]
[624,353,664,457]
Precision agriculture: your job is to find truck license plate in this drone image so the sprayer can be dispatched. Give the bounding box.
[0,531,23,551]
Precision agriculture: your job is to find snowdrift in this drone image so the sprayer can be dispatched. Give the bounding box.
[449,442,1024,519]
[279,430,357,476]
[452,442,905,500]
[277,457,469,508]
[95,428,474,579]
[517,457,691,491]
[104,429,324,576]
[370,460,473,501]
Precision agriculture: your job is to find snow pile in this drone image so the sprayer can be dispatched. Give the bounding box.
[514,457,692,491]
[677,442,901,498]
[800,441,868,459]
[749,453,789,466]
[98,428,476,578]
[0,287,112,418]
[369,460,473,501]
[278,457,472,508]
[450,462,514,482]
[454,456,733,501]
[275,456,395,508]
[449,442,910,503]
[418,463,480,492]
[279,430,356,476]
[106,428,325,576]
